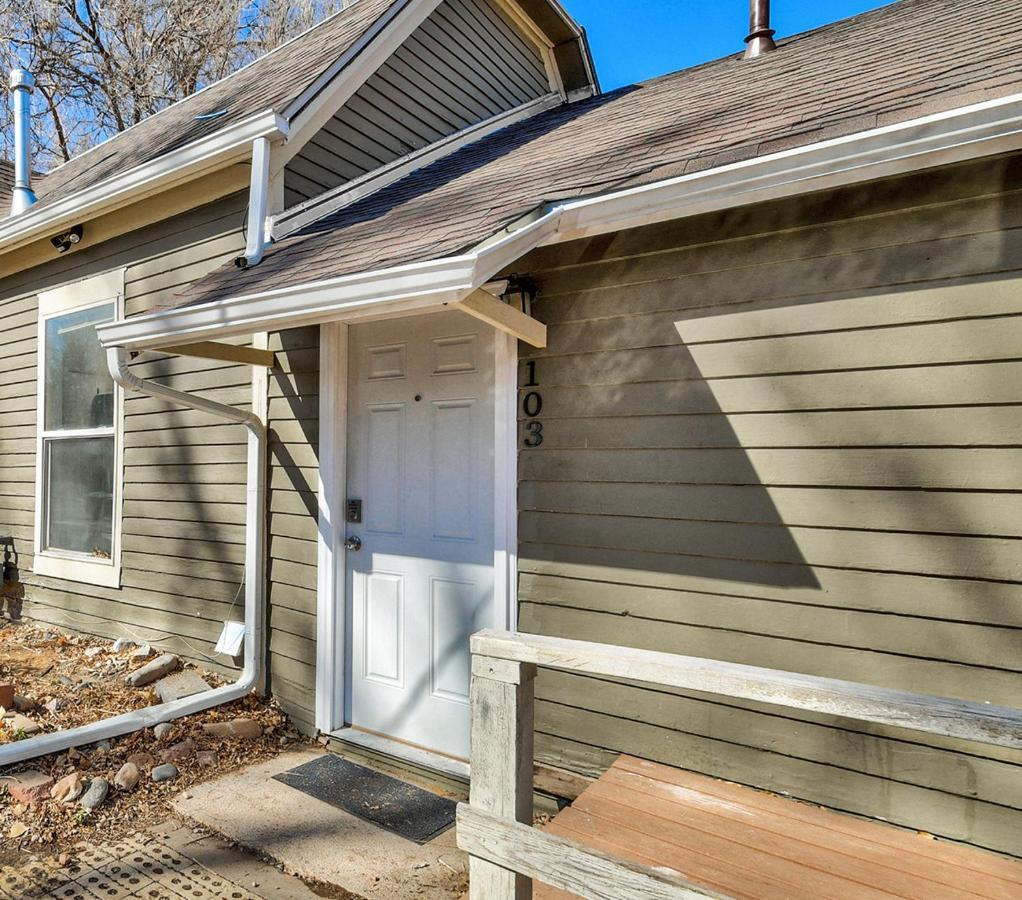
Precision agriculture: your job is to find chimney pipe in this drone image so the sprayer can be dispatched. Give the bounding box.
[744,0,777,58]
[9,69,38,216]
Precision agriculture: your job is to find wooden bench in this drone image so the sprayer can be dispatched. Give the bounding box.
[456,630,1022,899]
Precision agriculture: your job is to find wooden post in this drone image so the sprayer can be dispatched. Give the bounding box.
[468,655,537,900]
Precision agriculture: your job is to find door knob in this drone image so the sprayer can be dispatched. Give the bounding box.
[344,536,362,552]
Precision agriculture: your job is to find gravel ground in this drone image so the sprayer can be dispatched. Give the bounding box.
[0,620,311,869]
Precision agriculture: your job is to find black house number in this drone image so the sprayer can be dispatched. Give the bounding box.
[522,360,543,447]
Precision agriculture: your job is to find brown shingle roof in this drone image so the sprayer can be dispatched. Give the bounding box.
[31,0,399,211]
[173,0,1022,310]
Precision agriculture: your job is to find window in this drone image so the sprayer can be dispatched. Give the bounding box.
[35,272,123,588]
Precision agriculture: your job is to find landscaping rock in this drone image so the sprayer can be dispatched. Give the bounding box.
[195,751,217,768]
[201,718,263,740]
[91,739,113,753]
[154,670,212,703]
[159,739,195,764]
[0,682,13,709]
[83,646,104,658]
[9,713,41,735]
[80,778,110,810]
[151,764,178,783]
[125,653,179,687]
[50,772,85,804]
[131,643,153,659]
[112,638,136,652]
[6,770,53,806]
[127,752,157,771]
[55,675,73,687]
[153,722,174,741]
[12,695,36,711]
[43,697,65,715]
[114,762,140,791]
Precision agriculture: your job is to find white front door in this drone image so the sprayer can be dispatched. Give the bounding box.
[344,312,496,759]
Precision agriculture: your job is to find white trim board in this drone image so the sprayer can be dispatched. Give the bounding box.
[0,111,287,258]
[98,91,1022,353]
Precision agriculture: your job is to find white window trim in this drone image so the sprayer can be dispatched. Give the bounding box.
[34,270,125,589]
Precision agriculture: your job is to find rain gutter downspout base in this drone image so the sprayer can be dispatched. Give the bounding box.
[0,349,266,768]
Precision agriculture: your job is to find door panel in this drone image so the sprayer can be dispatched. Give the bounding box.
[344,312,495,759]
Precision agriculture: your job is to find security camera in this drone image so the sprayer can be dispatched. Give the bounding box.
[51,224,84,253]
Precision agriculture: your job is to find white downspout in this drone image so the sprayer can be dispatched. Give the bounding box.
[235,137,271,269]
[0,348,266,767]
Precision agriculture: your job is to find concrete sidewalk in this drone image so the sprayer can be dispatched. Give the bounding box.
[172,749,468,899]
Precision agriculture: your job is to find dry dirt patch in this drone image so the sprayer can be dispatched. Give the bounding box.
[0,621,309,869]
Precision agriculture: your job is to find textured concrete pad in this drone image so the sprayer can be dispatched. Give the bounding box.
[0,827,305,900]
[173,750,468,899]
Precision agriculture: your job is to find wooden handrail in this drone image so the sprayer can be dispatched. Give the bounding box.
[471,630,1022,749]
[459,630,1022,898]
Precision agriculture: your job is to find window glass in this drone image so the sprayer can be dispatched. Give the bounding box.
[45,436,114,556]
[44,304,115,431]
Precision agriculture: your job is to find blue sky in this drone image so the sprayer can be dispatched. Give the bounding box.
[560,0,893,90]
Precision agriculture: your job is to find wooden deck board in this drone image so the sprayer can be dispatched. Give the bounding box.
[536,756,1022,899]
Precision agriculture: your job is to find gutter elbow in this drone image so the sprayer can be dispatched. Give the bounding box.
[107,346,143,393]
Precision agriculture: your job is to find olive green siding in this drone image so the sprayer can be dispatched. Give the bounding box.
[285,0,550,206]
[512,154,1022,857]
[1,195,248,674]
[265,326,321,733]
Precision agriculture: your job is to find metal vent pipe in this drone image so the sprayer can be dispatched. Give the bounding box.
[9,69,38,215]
[744,0,778,58]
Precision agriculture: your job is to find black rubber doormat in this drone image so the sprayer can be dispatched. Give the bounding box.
[272,754,457,843]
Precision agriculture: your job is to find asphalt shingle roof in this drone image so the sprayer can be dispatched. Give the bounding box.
[31,0,398,211]
[168,0,1022,311]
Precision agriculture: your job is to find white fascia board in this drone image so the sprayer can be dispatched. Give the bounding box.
[0,110,288,255]
[98,90,1022,350]
[551,91,1022,244]
[97,254,479,349]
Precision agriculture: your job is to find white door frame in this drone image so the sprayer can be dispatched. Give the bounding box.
[314,316,519,749]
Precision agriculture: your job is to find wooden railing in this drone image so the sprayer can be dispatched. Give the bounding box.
[456,629,1022,900]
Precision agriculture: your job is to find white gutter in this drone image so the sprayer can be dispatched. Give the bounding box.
[236,136,272,268]
[97,90,1022,351]
[0,349,266,768]
[0,110,287,256]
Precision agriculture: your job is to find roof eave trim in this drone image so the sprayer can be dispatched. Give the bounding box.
[0,109,288,255]
[98,91,1022,351]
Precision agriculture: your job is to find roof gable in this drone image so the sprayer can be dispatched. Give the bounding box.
[171,0,1022,309]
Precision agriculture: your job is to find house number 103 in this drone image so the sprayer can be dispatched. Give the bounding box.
[522,359,543,447]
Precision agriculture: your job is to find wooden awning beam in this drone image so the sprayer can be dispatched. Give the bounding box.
[158,341,275,368]
[451,290,547,348]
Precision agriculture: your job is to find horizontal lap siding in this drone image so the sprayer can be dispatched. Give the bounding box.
[284,0,550,206]
[265,328,320,732]
[513,154,1022,857]
[0,193,250,674]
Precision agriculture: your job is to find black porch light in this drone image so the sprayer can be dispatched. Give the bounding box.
[500,275,536,317]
